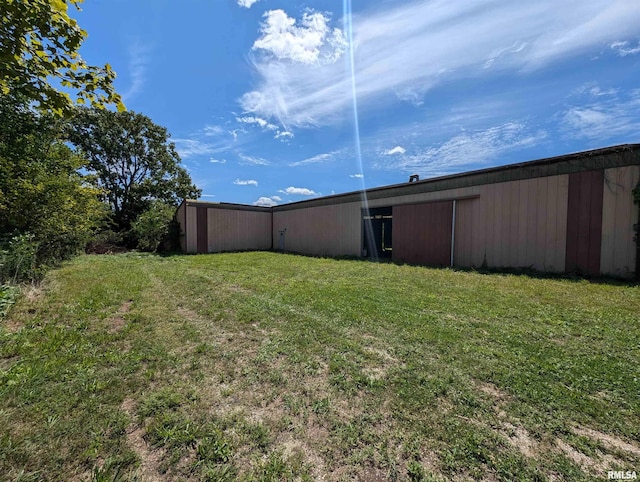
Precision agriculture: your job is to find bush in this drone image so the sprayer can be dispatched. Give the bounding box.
[0,233,41,283]
[131,202,176,252]
[0,284,20,318]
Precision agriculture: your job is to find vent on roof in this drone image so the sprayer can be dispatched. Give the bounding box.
[409,174,419,182]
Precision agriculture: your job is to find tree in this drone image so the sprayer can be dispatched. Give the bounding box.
[0,0,123,115]
[0,93,107,281]
[65,108,201,233]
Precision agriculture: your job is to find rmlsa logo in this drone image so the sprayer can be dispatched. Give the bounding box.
[608,471,638,480]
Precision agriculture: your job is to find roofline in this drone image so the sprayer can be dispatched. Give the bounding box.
[273,143,640,211]
[178,144,640,213]
[180,200,272,213]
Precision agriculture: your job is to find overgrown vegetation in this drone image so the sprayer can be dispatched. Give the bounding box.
[0,2,199,288]
[1,252,638,480]
[0,94,107,283]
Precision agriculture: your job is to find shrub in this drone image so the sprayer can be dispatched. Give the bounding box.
[0,233,40,283]
[131,201,176,252]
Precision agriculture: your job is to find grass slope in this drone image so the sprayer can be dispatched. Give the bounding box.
[0,252,639,481]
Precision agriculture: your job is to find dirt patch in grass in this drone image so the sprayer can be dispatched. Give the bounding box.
[502,421,538,458]
[477,382,510,403]
[477,381,542,459]
[108,300,133,333]
[120,398,165,482]
[573,426,640,457]
[280,435,327,479]
[556,439,597,471]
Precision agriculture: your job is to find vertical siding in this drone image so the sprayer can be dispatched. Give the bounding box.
[565,170,604,275]
[393,201,453,267]
[452,176,568,271]
[185,205,198,253]
[272,202,362,257]
[600,165,640,277]
[207,209,272,252]
[453,199,476,267]
[197,207,208,254]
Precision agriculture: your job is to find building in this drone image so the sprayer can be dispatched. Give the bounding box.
[176,144,640,278]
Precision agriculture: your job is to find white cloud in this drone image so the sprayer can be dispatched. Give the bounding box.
[252,9,347,65]
[377,122,547,177]
[275,130,294,140]
[238,153,270,166]
[238,0,260,8]
[203,125,225,136]
[278,186,319,196]
[237,116,278,131]
[271,195,282,201]
[241,1,640,127]
[289,149,345,167]
[234,179,258,186]
[173,139,219,158]
[209,158,227,164]
[610,40,640,56]
[121,41,151,102]
[290,153,330,167]
[254,196,277,207]
[201,194,216,198]
[384,146,406,155]
[574,82,619,97]
[254,196,278,207]
[561,89,640,139]
[350,173,364,178]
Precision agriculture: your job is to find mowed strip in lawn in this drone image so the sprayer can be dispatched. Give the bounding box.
[0,252,639,481]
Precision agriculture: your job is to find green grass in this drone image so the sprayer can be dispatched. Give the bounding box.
[1,251,639,481]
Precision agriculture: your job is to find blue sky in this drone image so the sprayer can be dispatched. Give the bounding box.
[75,0,640,206]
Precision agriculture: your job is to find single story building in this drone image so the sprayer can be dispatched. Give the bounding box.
[176,144,640,278]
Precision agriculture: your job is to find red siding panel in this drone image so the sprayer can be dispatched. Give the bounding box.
[565,170,603,275]
[393,201,453,267]
[197,207,208,254]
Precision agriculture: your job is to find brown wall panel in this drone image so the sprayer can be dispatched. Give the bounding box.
[565,170,604,275]
[196,207,208,254]
[393,201,453,266]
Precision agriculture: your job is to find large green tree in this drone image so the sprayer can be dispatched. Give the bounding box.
[66,108,201,232]
[0,0,123,115]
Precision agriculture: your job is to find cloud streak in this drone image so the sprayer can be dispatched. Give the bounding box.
[121,41,151,102]
[234,179,259,186]
[376,122,547,176]
[561,87,640,140]
[240,1,640,128]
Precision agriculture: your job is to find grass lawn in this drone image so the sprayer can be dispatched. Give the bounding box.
[1,252,639,481]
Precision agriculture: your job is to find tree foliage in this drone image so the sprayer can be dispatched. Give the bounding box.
[0,94,107,281]
[0,0,123,115]
[66,108,201,232]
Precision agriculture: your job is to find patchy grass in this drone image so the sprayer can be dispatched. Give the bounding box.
[0,251,639,481]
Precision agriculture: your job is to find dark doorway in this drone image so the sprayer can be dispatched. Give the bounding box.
[363,207,393,259]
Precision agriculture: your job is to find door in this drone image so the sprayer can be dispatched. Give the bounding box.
[393,201,453,266]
